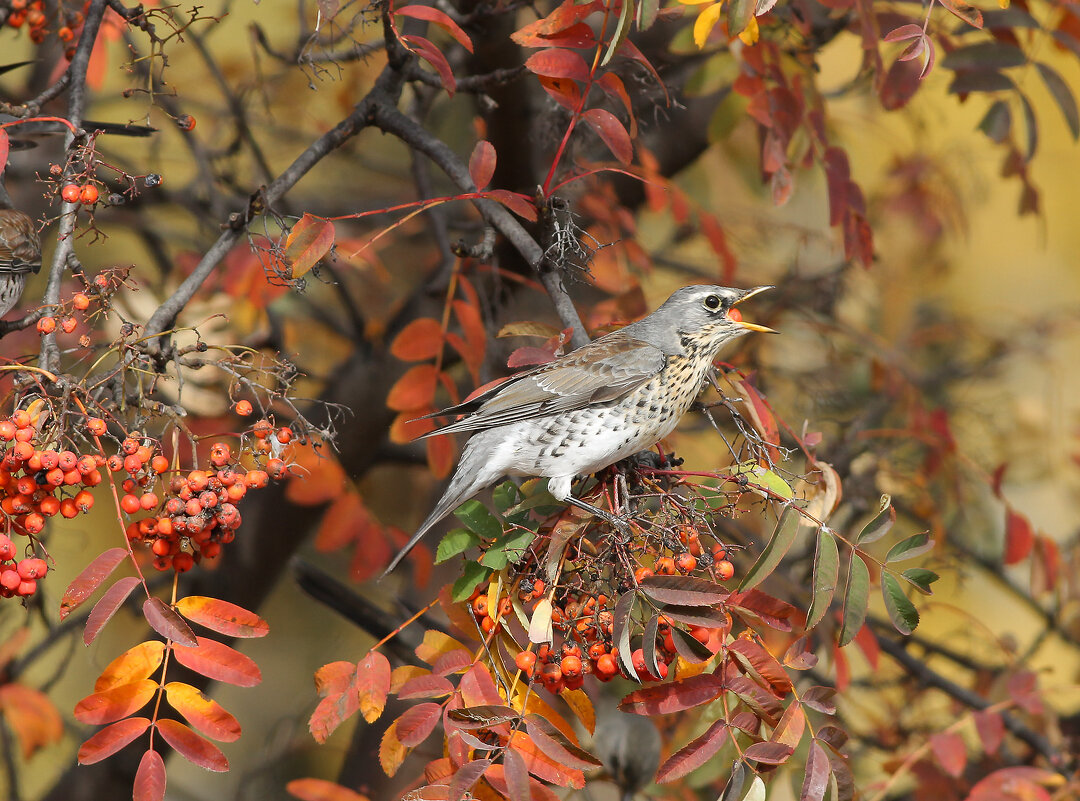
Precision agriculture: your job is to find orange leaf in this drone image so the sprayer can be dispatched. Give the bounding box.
[286,778,371,801]
[174,596,269,639]
[155,719,228,772]
[387,364,439,412]
[286,214,335,279]
[525,48,591,81]
[164,682,241,742]
[357,652,392,724]
[77,717,151,765]
[930,731,967,778]
[426,434,455,479]
[484,189,538,221]
[60,547,130,620]
[171,637,262,687]
[415,630,469,666]
[74,679,158,725]
[403,34,456,95]
[379,720,407,777]
[468,140,497,190]
[452,299,487,380]
[582,108,633,164]
[0,683,63,757]
[134,748,166,801]
[395,702,442,747]
[1004,506,1034,564]
[285,442,347,505]
[508,731,586,788]
[95,641,166,692]
[390,409,437,444]
[391,317,445,362]
[511,0,601,46]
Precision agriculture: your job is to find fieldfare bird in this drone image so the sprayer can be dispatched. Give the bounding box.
[385,284,774,575]
[0,178,41,319]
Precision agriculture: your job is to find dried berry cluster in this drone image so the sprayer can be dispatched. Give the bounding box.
[4,0,85,58]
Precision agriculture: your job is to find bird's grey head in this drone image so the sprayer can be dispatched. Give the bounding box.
[626,284,774,356]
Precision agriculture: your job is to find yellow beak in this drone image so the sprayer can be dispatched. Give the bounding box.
[733,285,777,334]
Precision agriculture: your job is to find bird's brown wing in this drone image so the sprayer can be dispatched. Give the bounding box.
[419,332,665,437]
[0,210,41,274]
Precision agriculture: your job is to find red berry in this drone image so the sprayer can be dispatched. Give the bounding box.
[78,184,99,205]
[17,558,47,580]
[61,184,81,203]
[176,114,196,131]
[0,534,15,560]
[150,455,169,474]
[17,579,36,597]
[716,560,735,581]
[514,651,537,676]
[86,417,107,436]
[72,292,90,310]
[172,552,194,572]
[37,316,56,334]
[276,427,292,444]
[234,400,253,416]
[140,493,159,510]
[0,421,14,440]
[120,494,141,514]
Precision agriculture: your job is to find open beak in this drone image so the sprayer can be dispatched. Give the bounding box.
[732,285,777,333]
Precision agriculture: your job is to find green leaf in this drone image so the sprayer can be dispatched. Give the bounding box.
[881,573,919,635]
[857,495,895,544]
[1036,62,1080,139]
[805,529,839,630]
[435,528,480,564]
[941,41,1026,70]
[838,552,869,647]
[885,532,934,563]
[729,462,794,500]
[726,0,753,37]
[901,567,939,595]
[636,0,659,31]
[601,0,635,67]
[947,71,1015,95]
[492,481,521,513]
[739,506,800,591]
[451,561,492,602]
[454,500,502,540]
[613,590,637,679]
[480,528,536,570]
[1019,90,1038,161]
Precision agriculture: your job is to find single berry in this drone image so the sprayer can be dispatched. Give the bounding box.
[78,184,99,205]
[36,316,56,334]
[61,184,81,203]
[234,400,253,416]
[72,293,90,310]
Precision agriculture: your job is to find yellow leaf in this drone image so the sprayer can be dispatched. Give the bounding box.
[693,2,725,48]
[378,720,407,777]
[738,14,760,44]
[559,687,595,735]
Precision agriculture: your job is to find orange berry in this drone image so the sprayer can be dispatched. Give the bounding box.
[152,538,172,556]
[37,316,56,334]
[187,470,209,491]
[514,650,536,676]
[266,458,286,479]
[140,492,159,510]
[72,292,90,310]
[245,469,268,489]
[472,594,488,617]
[634,567,654,583]
[176,114,196,131]
[78,184,99,205]
[716,560,735,581]
[560,654,583,679]
[59,498,79,518]
[120,494,141,514]
[234,400,253,416]
[276,427,292,444]
[0,421,14,440]
[655,556,676,575]
[150,455,169,474]
[675,552,698,572]
[60,316,77,333]
[61,184,80,203]
[86,417,107,436]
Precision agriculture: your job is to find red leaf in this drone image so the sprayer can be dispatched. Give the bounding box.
[0,683,63,758]
[174,596,269,638]
[484,189,538,221]
[171,637,262,687]
[143,598,197,647]
[84,576,140,645]
[884,23,926,41]
[426,434,455,479]
[133,749,166,801]
[164,682,241,742]
[596,73,636,135]
[503,747,531,801]
[823,147,850,227]
[391,317,445,362]
[507,345,558,369]
[639,575,728,606]
[538,76,582,111]
[468,140,497,190]
[309,663,359,744]
[524,49,591,81]
[403,35,456,95]
[447,759,490,801]
[0,129,9,174]
[357,651,392,723]
[395,702,442,747]
[728,638,792,696]
[484,764,562,801]
[74,679,157,725]
[395,5,473,53]
[286,778,371,801]
[974,710,1005,755]
[523,715,603,771]
[397,673,454,700]
[698,213,737,282]
[879,57,922,111]
[744,741,794,764]
[939,0,983,28]
[1004,506,1034,564]
[656,718,728,782]
[77,717,151,765]
[929,731,967,778]
[537,22,596,49]
[387,364,439,412]
[156,719,228,771]
[800,740,831,801]
[582,108,633,164]
[619,673,725,715]
[511,0,601,46]
[285,213,335,278]
[452,299,487,380]
[60,547,129,620]
[459,663,503,706]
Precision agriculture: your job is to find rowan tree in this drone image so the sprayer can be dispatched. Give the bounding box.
[0,0,1077,800]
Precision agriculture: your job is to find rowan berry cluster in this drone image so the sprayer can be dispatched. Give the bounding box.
[36,275,108,340]
[3,0,84,57]
[0,409,102,598]
[120,419,290,573]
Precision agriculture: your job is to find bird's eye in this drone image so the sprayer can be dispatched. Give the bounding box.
[703,295,722,311]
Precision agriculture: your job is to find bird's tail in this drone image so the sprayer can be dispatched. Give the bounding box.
[381,437,494,577]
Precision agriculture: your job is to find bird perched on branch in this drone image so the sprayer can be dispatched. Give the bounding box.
[384,284,774,575]
[0,176,41,319]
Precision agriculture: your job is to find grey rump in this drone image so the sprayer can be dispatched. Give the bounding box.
[384,284,773,575]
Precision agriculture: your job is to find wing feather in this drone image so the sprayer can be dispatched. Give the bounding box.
[419,332,665,438]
